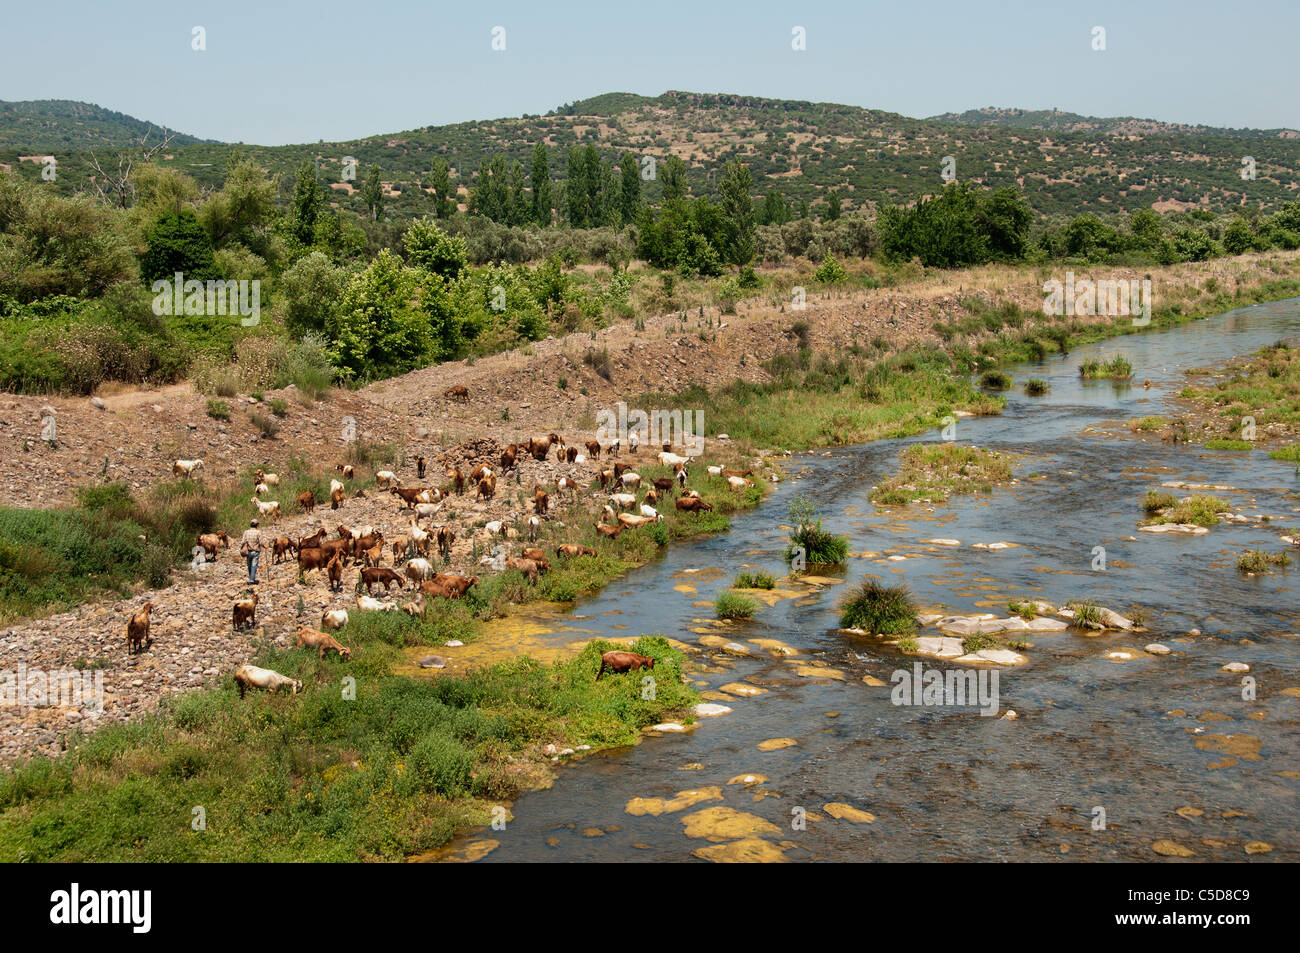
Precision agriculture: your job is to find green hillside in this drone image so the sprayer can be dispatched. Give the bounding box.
[3,91,1297,220]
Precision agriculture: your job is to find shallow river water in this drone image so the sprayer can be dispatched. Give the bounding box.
[435,299,1300,862]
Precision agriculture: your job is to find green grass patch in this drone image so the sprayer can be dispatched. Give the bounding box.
[839,579,917,635]
[1236,549,1292,574]
[714,590,758,620]
[872,442,1016,505]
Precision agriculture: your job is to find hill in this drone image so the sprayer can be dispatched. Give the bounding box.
[0,99,211,152]
[2,91,1298,219]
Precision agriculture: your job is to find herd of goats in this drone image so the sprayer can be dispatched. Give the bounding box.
[125,430,759,699]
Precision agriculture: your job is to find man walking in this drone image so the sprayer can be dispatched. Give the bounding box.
[240,519,265,585]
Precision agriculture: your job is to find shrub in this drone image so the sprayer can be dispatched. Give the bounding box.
[714,590,757,619]
[733,570,776,590]
[1237,549,1291,573]
[206,399,230,420]
[839,579,916,634]
[813,254,848,283]
[1024,378,1050,395]
[249,408,279,438]
[979,370,1012,390]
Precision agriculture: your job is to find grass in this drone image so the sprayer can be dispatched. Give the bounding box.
[1141,489,1178,513]
[978,370,1013,391]
[1024,378,1050,396]
[205,399,230,421]
[733,570,776,590]
[1145,494,1229,527]
[1132,415,1166,432]
[872,443,1016,505]
[0,482,215,623]
[1007,600,1038,621]
[1204,438,1254,450]
[714,590,758,620]
[1182,341,1300,447]
[1270,444,1300,462]
[1236,549,1292,574]
[1066,599,1102,627]
[1080,355,1134,380]
[0,633,695,861]
[839,579,917,635]
[784,497,849,567]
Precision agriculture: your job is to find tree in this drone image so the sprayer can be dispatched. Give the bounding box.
[1222,217,1253,255]
[879,184,989,268]
[198,153,276,250]
[1129,208,1163,250]
[718,160,755,265]
[823,191,841,222]
[530,143,551,226]
[325,249,436,380]
[661,156,688,204]
[978,188,1032,260]
[290,162,322,246]
[402,217,467,280]
[278,251,347,334]
[618,152,641,227]
[361,166,384,221]
[428,158,456,219]
[760,189,791,226]
[140,209,217,283]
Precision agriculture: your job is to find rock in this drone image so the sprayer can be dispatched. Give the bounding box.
[924,538,961,546]
[913,636,965,659]
[955,648,1026,665]
[650,723,687,732]
[1222,662,1250,673]
[417,655,447,669]
[694,703,732,717]
[1024,616,1069,631]
[1145,643,1172,655]
[89,397,106,410]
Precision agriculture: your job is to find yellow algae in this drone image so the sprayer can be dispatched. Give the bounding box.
[795,664,846,680]
[727,773,769,786]
[1278,771,1300,779]
[692,838,790,863]
[679,763,704,771]
[424,838,499,863]
[798,575,844,586]
[681,806,782,842]
[673,583,698,594]
[697,634,734,649]
[625,786,724,817]
[748,638,797,656]
[546,837,561,848]
[1282,687,1300,698]
[1175,807,1204,819]
[581,828,605,838]
[824,803,876,823]
[1195,734,1262,761]
[719,682,766,697]
[758,737,798,751]
[1245,711,1267,722]
[1197,711,1233,722]
[862,675,887,687]
[735,587,806,607]
[1152,840,1196,857]
[1244,842,1273,854]
[700,690,733,702]
[1208,758,1239,770]
[1221,810,1247,818]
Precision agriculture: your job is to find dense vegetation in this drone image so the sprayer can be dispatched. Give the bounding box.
[3,90,1300,398]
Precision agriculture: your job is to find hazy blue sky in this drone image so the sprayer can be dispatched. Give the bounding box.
[3,0,1295,144]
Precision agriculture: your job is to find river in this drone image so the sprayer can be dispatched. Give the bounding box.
[434,298,1300,862]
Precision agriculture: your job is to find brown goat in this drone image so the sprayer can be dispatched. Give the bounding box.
[232,592,259,630]
[327,553,344,592]
[505,557,544,583]
[445,385,469,400]
[675,496,713,513]
[416,456,427,479]
[595,522,625,539]
[585,440,601,459]
[197,532,229,560]
[126,602,153,655]
[500,445,518,471]
[361,567,405,594]
[476,475,497,501]
[533,487,549,515]
[297,490,316,513]
[272,536,297,564]
[447,467,465,495]
[557,544,596,558]
[596,650,656,679]
[436,526,456,559]
[295,626,352,661]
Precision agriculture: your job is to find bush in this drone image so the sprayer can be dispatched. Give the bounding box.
[733,570,775,590]
[1237,549,1291,573]
[249,408,279,438]
[979,370,1012,390]
[714,590,757,619]
[813,254,848,283]
[206,399,230,420]
[1024,378,1050,395]
[839,579,916,634]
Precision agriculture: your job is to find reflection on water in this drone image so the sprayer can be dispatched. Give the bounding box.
[434,298,1300,863]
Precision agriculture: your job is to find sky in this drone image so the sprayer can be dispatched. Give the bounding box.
[2,0,1296,145]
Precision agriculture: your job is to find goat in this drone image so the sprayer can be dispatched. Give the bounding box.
[534,487,549,515]
[335,464,354,480]
[619,471,642,492]
[557,544,596,558]
[414,501,441,521]
[321,608,349,630]
[727,475,755,491]
[447,466,465,495]
[639,503,663,521]
[126,602,153,655]
[251,498,281,522]
[298,490,316,513]
[527,515,540,542]
[403,591,428,618]
[172,459,204,478]
[500,445,518,471]
[327,553,345,592]
[527,437,552,462]
[330,479,346,510]
[295,627,352,661]
[436,526,455,559]
[416,456,427,479]
[445,385,469,400]
[234,664,301,698]
[232,592,259,630]
[595,522,625,539]
[405,558,434,583]
[360,567,405,594]
[356,594,398,612]
[505,557,544,583]
[375,470,399,488]
[556,476,578,497]
[617,513,657,529]
[272,535,297,564]
[585,440,601,459]
[658,451,689,467]
[254,481,270,497]
[653,477,674,492]
[425,573,477,598]
[675,496,713,513]
[255,469,280,487]
[596,651,655,679]
[476,474,497,501]
[609,493,637,510]
[197,532,230,560]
